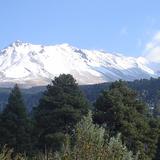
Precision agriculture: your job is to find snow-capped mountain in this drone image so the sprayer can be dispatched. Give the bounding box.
[0,40,158,87]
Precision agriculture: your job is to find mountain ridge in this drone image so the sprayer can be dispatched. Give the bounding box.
[0,41,158,88]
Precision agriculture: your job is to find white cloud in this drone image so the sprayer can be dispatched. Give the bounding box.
[144,31,160,62]
[154,32,160,40]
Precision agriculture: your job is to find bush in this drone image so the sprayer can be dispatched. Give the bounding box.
[55,112,137,160]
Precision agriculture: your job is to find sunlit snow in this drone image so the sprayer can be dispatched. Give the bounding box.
[0,41,158,87]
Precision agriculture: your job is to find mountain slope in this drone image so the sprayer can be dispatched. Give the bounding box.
[0,41,158,87]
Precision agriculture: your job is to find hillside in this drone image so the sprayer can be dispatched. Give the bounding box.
[0,77,160,111]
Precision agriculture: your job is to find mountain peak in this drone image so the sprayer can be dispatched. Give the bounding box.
[9,40,29,48]
[0,42,158,88]
[59,43,70,47]
[56,43,78,50]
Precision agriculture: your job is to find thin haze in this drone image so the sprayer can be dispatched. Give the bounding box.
[0,0,160,57]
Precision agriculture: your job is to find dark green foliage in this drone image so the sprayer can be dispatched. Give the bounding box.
[80,82,111,102]
[81,77,160,110]
[0,76,160,158]
[0,77,160,111]
[0,113,137,160]
[94,80,159,160]
[34,74,89,151]
[0,84,31,153]
[153,90,160,118]
[128,78,160,108]
[155,135,160,160]
[0,87,44,112]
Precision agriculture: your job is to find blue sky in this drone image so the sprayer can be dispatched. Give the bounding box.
[0,0,160,57]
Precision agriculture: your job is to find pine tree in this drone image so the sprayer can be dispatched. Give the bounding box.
[0,84,31,153]
[94,80,159,159]
[153,90,160,118]
[34,74,89,151]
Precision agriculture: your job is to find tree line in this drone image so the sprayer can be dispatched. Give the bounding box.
[0,74,160,159]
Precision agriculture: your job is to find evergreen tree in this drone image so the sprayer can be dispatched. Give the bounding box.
[150,118,160,160]
[154,134,160,160]
[0,84,31,153]
[153,90,160,118]
[94,80,159,160]
[34,74,89,151]
[153,90,160,160]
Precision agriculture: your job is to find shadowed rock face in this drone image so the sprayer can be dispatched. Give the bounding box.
[0,41,158,88]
